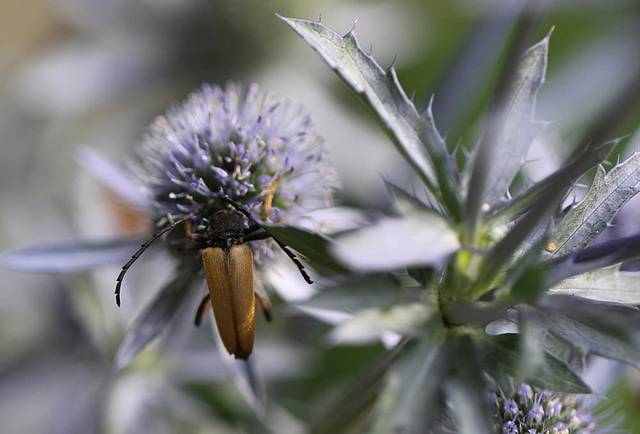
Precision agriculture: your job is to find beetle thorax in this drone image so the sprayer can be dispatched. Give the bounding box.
[205,209,246,249]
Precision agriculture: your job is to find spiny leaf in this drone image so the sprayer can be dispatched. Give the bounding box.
[490,139,617,226]
[478,32,550,208]
[551,152,640,256]
[279,15,461,220]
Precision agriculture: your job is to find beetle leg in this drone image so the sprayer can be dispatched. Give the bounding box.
[194,293,212,326]
[254,289,272,322]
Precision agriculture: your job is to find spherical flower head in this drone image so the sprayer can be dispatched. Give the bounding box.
[491,383,598,433]
[133,82,339,257]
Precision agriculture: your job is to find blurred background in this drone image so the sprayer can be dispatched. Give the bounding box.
[2,0,640,432]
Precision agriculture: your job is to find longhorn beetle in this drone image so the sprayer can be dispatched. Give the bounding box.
[115,195,312,360]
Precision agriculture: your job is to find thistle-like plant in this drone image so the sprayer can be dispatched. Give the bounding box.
[261,16,640,432]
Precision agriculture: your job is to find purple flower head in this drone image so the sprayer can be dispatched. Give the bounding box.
[491,383,601,434]
[133,82,339,258]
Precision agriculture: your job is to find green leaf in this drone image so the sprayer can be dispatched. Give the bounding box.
[371,335,448,434]
[113,259,201,371]
[534,294,640,369]
[550,266,640,303]
[0,238,147,273]
[478,333,590,393]
[331,212,460,272]
[261,222,347,274]
[279,15,461,219]
[551,152,640,256]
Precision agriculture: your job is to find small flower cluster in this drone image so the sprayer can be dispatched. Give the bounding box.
[134,82,338,257]
[491,383,597,433]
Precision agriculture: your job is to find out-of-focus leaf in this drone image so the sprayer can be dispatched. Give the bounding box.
[310,340,408,434]
[551,153,640,256]
[534,294,640,369]
[301,275,421,313]
[383,178,435,215]
[544,232,640,286]
[113,259,201,371]
[0,238,146,273]
[76,146,151,208]
[279,15,462,219]
[329,303,433,346]
[478,333,590,393]
[491,139,617,225]
[260,222,347,274]
[210,323,266,414]
[445,336,493,434]
[550,266,640,303]
[479,32,550,208]
[332,212,460,272]
[371,334,448,434]
[516,307,546,381]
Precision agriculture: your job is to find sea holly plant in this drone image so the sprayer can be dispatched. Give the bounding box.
[1,14,639,434]
[270,16,640,432]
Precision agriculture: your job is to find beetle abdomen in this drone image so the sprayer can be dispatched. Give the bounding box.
[202,244,255,360]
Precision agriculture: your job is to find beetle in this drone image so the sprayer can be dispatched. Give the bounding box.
[115,195,312,360]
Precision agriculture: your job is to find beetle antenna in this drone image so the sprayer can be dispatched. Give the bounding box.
[221,195,313,284]
[115,206,207,306]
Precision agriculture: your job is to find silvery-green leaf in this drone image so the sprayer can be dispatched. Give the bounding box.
[490,139,617,225]
[332,212,460,272]
[76,146,150,208]
[371,336,447,434]
[329,303,433,346]
[550,265,640,303]
[552,153,640,256]
[0,238,146,273]
[279,16,461,218]
[477,32,550,208]
[535,294,640,368]
[113,259,200,371]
